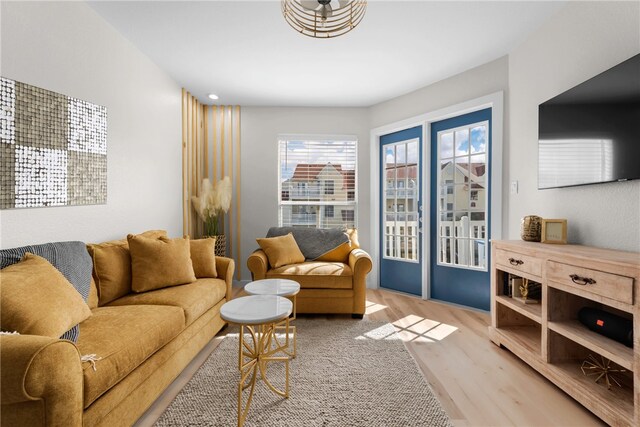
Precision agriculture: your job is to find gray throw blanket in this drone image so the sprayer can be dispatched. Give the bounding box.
[1,241,93,342]
[267,227,349,260]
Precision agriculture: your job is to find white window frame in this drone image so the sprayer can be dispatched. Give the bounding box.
[278,134,358,229]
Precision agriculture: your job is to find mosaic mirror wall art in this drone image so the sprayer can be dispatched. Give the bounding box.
[1,77,107,209]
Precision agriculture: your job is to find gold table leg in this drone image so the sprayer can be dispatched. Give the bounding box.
[272,294,297,359]
[237,321,290,427]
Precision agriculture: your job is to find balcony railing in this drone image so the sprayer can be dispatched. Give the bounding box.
[386,189,417,198]
[289,188,322,199]
[286,213,318,225]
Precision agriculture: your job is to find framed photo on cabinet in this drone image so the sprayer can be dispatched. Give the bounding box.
[541,219,567,244]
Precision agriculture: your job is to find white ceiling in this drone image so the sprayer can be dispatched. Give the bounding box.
[89,1,564,107]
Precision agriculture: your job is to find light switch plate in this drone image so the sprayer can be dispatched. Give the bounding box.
[510,180,519,194]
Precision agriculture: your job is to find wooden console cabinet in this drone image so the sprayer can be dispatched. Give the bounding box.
[489,240,640,426]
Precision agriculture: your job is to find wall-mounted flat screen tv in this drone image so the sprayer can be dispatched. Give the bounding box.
[538,53,640,189]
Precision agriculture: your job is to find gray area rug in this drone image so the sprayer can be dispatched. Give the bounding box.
[156,318,452,426]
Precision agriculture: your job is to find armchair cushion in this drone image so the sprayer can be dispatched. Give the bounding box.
[256,233,305,268]
[266,261,353,289]
[266,227,350,261]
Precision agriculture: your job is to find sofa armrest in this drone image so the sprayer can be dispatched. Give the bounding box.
[215,256,235,301]
[1,334,83,426]
[349,249,373,316]
[247,249,269,281]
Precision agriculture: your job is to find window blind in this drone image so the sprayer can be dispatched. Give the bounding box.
[278,137,357,229]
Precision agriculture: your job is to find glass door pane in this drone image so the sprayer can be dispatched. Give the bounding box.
[436,122,488,270]
[383,139,419,262]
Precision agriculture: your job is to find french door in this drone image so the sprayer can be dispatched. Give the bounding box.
[429,109,492,310]
[379,126,423,296]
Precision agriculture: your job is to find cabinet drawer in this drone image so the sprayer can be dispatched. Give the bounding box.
[495,249,542,277]
[547,261,634,305]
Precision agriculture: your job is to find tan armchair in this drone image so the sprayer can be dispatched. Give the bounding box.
[247,247,372,318]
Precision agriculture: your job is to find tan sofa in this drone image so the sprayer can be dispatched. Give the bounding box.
[1,235,234,427]
[247,242,372,318]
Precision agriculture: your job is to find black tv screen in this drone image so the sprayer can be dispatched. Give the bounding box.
[538,54,640,189]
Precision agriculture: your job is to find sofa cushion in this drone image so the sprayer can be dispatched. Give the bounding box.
[76,305,185,407]
[257,233,305,268]
[106,278,226,326]
[0,253,92,340]
[87,230,168,305]
[266,261,353,289]
[128,235,196,292]
[89,244,132,305]
[1,240,93,342]
[87,277,99,310]
[190,238,217,278]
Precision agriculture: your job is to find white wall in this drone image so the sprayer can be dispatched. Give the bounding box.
[508,1,640,252]
[0,2,182,248]
[369,57,509,129]
[240,107,369,279]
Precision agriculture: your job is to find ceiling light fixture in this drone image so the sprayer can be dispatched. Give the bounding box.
[282,0,367,39]
[208,93,219,100]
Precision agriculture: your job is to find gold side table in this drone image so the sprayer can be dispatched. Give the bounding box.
[220,295,293,427]
[244,278,300,358]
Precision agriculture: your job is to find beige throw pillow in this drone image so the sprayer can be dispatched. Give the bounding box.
[128,235,196,292]
[190,238,217,278]
[0,253,92,338]
[256,233,305,269]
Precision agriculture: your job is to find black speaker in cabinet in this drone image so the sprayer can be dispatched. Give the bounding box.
[578,307,633,348]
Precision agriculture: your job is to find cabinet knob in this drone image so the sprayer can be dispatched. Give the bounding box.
[569,274,596,286]
[508,257,524,266]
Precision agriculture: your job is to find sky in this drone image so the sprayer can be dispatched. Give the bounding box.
[441,125,487,159]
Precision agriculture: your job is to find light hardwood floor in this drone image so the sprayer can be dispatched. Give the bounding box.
[136,287,605,427]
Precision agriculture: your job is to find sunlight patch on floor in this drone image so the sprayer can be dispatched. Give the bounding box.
[355,324,400,341]
[391,314,459,343]
[365,300,388,315]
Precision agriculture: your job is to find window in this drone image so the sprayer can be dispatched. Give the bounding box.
[279,136,357,228]
[342,209,355,222]
[324,180,335,195]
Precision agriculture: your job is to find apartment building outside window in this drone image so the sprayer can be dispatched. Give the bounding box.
[278,136,357,229]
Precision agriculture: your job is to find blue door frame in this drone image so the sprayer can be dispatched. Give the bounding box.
[429,109,492,310]
[379,126,423,296]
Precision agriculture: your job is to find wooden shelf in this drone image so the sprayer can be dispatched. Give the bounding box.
[496,295,542,324]
[548,320,633,371]
[549,320,633,371]
[497,325,541,356]
[547,361,634,427]
[491,240,640,427]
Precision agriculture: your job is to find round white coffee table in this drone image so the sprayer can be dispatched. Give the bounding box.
[244,279,300,358]
[220,295,293,427]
